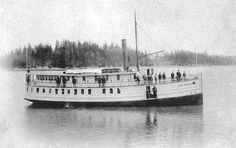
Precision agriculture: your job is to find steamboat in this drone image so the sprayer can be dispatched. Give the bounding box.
[24,12,203,107]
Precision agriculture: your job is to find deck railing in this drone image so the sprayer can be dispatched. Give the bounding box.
[26,74,201,88]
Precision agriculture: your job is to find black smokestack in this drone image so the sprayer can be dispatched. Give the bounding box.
[122,39,126,71]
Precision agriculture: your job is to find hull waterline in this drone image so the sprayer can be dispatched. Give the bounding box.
[25,93,203,107]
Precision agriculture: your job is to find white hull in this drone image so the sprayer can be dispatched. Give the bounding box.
[25,78,202,106]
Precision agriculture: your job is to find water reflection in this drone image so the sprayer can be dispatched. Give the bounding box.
[24,105,203,147]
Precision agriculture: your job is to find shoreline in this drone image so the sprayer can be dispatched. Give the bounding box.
[2,64,236,72]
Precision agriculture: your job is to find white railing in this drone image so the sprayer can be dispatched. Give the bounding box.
[26,74,201,88]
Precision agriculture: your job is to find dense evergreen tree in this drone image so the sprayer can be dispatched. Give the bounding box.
[1,40,235,69]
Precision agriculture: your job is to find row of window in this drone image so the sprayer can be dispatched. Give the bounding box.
[36,74,135,82]
[27,87,121,95]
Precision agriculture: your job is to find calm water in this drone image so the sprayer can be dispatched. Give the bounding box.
[0,66,236,148]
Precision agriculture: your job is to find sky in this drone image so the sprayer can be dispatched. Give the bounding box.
[0,0,235,56]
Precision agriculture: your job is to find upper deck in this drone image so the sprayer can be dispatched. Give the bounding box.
[25,68,201,88]
[26,68,139,88]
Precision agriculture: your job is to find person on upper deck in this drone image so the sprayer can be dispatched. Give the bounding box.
[183,71,186,79]
[143,74,147,84]
[158,72,162,83]
[62,76,67,87]
[154,74,158,84]
[55,76,61,87]
[176,70,181,81]
[162,72,166,80]
[98,76,101,87]
[26,75,30,86]
[102,76,106,87]
[72,76,77,87]
[136,75,140,85]
[171,71,175,82]
[149,74,153,85]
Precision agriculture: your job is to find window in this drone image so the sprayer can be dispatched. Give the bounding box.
[110,88,113,94]
[95,76,98,81]
[27,87,29,92]
[117,75,120,80]
[102,89,106,94]
[37,88,39,93]
[81,89,84,94]
[43,88,45,93]
[106,75,109,81]
[82,76,86,81]
[74,89,77,95]
[62,89,64,94]
[117,88,121,94]
[55,89,58,94]
[67,89,70,94]
[88,89,91,94]
[31,87,33,92]
[49,89,51,93]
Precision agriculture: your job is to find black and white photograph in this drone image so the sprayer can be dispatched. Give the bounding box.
[0,0,235,147]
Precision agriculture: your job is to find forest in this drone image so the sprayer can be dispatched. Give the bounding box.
[0,40,235,69]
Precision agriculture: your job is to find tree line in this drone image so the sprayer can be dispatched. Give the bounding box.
[153,50,236,66]
[1,40,235,69]
[0,40,152,69]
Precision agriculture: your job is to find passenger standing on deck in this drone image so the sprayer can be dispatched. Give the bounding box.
[162,72,166,83]
[102,76,106,87]
[143,74,147,84]
[98,76,101,87]
[26,75,30,86]
[137,75,140,85]
[154,74,158,84]
[72,76,77,87]
[158,72,162,83]
[183,71,186,79]
[171,71,175,82]
[55,76,61,87]
[62,76,67,87]
[147,75,151,84]
[150,74,153,85]
[152,86,157,98]
[176,70,180,81]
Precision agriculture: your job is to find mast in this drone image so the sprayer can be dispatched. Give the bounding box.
[26,47,29,72]
[134,11,139,71]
